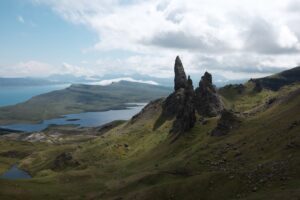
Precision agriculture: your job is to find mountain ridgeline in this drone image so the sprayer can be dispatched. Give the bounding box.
[249,66,300,91]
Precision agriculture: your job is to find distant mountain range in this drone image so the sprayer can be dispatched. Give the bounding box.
[0,73,247,87]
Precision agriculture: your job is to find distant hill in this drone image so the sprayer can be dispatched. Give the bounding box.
[219,66,300,112]
[0,81,171,125]
[0,128,22,135]
[249,66,300,91]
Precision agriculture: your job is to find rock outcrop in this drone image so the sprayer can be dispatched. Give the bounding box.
[158,56,224,135]
[52,152,79,171]
[160,57,196,134]
[194,72,223,117]
[174,56,187,91]
[210,110,241,136]
[162,57,188,119]
[172,76,196,134]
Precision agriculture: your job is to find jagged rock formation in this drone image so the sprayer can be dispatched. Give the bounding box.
[159,57,196,134]
[172,76,196,134]
[194,72,223,117]
[162,57,188,119]
[159,56,224,135]
[211,110,241,136]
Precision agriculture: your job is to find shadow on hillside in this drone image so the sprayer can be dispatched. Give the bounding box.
[153,114,168,131]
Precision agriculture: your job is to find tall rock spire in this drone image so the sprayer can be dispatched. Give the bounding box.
[174,56,187,91]
[172,76,196,134]
[194,72,223,117]
[160,57,196,135]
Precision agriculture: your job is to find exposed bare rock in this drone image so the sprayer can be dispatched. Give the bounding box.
[161,89,185,119]
[161,57,189,119]
[52,152,79,171]
[172,76,196,134]
[195,72,224,117]
[155,57,196,135]
[174,56,187,91]
[211,110,241,136]
[154,57,225,135]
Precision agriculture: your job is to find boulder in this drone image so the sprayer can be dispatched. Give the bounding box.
[211,110,241,136]
[52,152,79,171]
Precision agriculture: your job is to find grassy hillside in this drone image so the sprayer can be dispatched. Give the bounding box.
[249,66,300,91]
[0,82,299,199]
[0,81,171,125]
[219,75,300,114]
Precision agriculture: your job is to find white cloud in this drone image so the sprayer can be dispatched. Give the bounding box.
[27,0,300,80]
[92,77,159,86]
[0,61,57,77]
[0,61,95,78]
[278,25,299,49]
[61,62,94,77]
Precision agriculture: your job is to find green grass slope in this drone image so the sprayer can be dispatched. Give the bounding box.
[0,81,171,125]
[0,83,299,200]
[251,66,300,91]
[219,66,300,113]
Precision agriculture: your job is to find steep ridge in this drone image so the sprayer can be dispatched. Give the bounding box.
[250,66,300,91]
[219,66,300,114]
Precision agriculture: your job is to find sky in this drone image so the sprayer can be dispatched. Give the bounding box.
[0,0,300,81]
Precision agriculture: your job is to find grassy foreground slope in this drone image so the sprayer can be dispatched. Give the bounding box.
[0,81,171,125]
[0,83,299,200]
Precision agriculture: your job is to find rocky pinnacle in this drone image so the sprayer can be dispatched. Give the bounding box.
[161,57,223,135]
[174,56,187,91]
[195,72,224,117]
